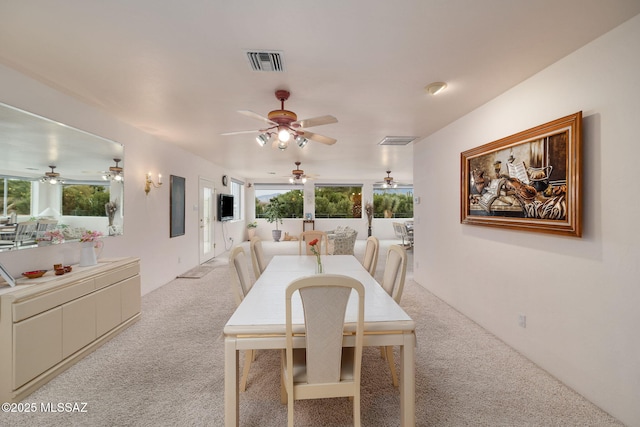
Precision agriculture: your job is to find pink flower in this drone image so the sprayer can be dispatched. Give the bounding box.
[80,230,103,243]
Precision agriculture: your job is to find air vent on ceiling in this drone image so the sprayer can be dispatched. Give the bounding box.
[378,136,418,146]
[246,50,285,72]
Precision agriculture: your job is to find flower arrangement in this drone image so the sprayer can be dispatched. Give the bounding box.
[105,200,118,226]
[308,238,323,273]
[80,230,103,248]
[37,229,65,244]
[246,221,258,229]
[45,229,65,244]
[365,201,373,227]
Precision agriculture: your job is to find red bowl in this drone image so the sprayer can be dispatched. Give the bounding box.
[22,270,47,279]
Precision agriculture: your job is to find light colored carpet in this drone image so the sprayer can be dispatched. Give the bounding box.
[176,257,224,278]
[4,241,623,426]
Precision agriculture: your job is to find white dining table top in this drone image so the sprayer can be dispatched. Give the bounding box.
[224,255,415,335]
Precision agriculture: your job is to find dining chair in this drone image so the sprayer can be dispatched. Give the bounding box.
[249,236,267,279]
[298,230,328,255]
[392,222,411,248]
[361,236,379,276]
[0,221,37,249]
[35,219,58,240]
[281,274,365,427]
[379,244,407,387]
[228,246,256,392]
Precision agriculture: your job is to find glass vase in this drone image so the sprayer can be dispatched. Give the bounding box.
[315,260,324,274]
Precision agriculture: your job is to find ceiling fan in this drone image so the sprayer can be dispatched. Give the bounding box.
[375,170,403,188]
[288,161,313,184]
[40,165,65,185]
[222,90,337,150]
[101,158,124,182]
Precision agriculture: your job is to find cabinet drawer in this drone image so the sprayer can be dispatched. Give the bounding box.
[94,263,140,290]
[13,278,95,322]
[62,293,97,358]
[13,307,63,389]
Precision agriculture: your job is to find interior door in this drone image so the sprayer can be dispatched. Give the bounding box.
[198,177,215,264]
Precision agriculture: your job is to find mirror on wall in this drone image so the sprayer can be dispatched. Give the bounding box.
[0,102,124,252]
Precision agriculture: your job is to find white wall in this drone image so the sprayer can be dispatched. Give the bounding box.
[0,64,246,295]
[413,14,640,426]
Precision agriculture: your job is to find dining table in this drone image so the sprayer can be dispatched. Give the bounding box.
[223,254,416,426]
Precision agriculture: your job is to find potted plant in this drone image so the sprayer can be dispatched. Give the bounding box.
[263,197,284,241]
[246,221,258,240]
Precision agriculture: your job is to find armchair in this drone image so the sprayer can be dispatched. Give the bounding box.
[326,226,358,255]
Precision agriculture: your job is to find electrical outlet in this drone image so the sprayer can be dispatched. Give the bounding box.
[178,257,181,264]
[518,314,527,328]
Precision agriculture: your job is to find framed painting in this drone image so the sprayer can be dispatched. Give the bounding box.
[460,111,582,237]
[170,175,186,238]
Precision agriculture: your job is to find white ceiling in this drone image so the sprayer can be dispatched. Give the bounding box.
[1,1,639,184]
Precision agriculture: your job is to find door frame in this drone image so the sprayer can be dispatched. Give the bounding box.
[198,177,216,264]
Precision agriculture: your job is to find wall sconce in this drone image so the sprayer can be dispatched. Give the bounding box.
[145,172,162,195]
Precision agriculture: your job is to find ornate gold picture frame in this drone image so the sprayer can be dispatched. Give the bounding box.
[461,112,582,237]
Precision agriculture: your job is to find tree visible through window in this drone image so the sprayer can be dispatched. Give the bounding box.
[1,178,31,215]
[373,187,413,218]
[254,185,303,218]
[62,184,110,216]
[314,185,362,218]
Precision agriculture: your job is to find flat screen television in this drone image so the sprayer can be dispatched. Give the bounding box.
[218,193,234,221]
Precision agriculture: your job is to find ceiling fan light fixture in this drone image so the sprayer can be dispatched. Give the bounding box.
[295,135,308,148]
[256,133,270,146]
[40,165,64,185]
[103,158,124,182]
[425,81,447,95]
[277,141,288,151]
[278,127,291,142]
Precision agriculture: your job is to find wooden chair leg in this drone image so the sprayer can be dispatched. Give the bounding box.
[385,346,399,387]
[354,393,361,427]
[288,395,295,427]
[280,350,287,404]
[240,350,253,392]
[380,346,387,360]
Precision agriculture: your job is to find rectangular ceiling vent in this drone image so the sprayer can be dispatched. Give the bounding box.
[378,136,418,146]
[246,50,285,72]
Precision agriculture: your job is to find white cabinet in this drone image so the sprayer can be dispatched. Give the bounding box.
[62,293,97,358]
[0,258,140,402]
[13,307,63,389]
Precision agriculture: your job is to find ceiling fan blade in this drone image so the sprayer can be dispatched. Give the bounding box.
[238,110,276,125]
[302,130,337,145]
[294,115,338,128]
[221,129,259,136]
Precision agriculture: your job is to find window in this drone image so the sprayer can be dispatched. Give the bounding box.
[254,184,304,218]
[314,185,362,219]
[1,177,32,216]
[230,178,243,220]
[373,186,414,218]
[62,184,110,216]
